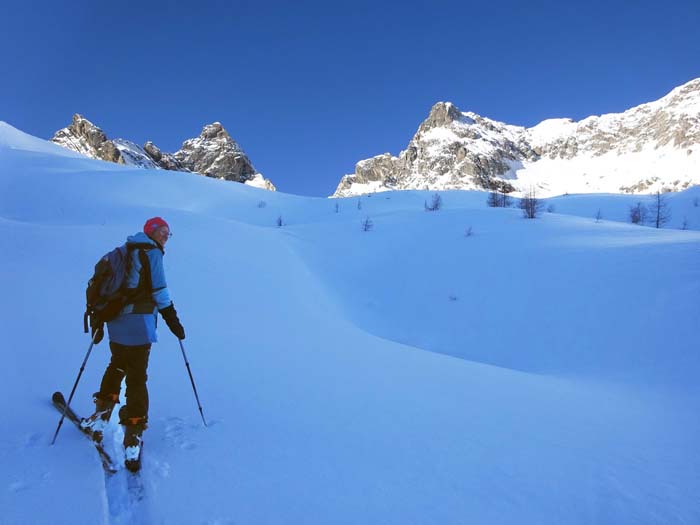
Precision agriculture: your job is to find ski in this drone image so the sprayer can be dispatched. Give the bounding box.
[51,391,117,474]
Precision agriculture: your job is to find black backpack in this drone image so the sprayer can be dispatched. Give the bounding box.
[83,243,154,341]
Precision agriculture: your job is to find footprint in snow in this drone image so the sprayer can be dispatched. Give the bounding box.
[164,417,197,451]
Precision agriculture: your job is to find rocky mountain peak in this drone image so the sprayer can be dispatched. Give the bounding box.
[67,114,107,146]
[200,122,228,140]
[333,78,700,198]
[51,114,123,164]
[50,116,275,190]
[173,122,257,183]
[421,102,463,131]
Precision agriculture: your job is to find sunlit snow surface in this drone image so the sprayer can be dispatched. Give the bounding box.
[1,122,699,524]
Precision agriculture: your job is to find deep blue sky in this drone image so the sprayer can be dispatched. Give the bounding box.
[2,0,699,196]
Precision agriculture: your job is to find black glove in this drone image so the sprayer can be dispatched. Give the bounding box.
[160,304,185,340]
[91,318,105,345]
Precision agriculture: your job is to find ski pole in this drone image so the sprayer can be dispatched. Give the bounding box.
[178,339,207,427]
[51,331,99,445]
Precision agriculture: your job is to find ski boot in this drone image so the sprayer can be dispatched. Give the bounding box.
[121,408,147,472]
[80,392,118,443]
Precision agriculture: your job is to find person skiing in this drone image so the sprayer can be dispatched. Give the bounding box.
[81,217,185,467]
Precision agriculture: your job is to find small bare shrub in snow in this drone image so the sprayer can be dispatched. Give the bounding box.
[448,294,458,301]
[519,188,543,219]
[361,217,373,232]
[465,226,473,237]
[681,217,689,230]
[257,201,267,208]
[357,199,362,210]
[334,201,340,213]
[487,191,512,208]
[693,197,699,207]
[629,202,647,225]
[547,204,555,213]
[276,216,283,227]
[595,209,603,223]
[424,193,443,211]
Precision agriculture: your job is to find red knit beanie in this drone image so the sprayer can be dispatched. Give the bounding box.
[143,217,170,236]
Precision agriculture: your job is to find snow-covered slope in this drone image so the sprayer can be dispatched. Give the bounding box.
[111,138,160,169]
[1,126,699,524]
[334,78,700,198]
[0,121,85,158]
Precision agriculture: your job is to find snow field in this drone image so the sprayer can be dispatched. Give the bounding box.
[1,124,699,524]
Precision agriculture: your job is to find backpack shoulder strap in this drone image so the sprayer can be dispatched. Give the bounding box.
[123,243,156,294]
[137,248,153,292]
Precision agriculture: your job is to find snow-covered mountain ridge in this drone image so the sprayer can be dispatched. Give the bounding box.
[333,78,700,198]
[51,114,276,190]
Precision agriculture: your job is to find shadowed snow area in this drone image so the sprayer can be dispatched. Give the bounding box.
[1,122,699,524]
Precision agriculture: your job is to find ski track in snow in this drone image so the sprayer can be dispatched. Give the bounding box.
[105,469,151,525]
[99,408,155,525]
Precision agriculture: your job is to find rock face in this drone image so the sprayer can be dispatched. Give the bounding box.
[51,115,124,164]
[50,116,276,191]
[173,122,258,183]
[333,78,700,197]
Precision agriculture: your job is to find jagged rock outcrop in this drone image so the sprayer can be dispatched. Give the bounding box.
[173,122,259,183]
[143,141,185,171]
[51,117,276,191]
[333,78,700,197]
[51,115,125,164]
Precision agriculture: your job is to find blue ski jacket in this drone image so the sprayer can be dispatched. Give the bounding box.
[106,232,172,345]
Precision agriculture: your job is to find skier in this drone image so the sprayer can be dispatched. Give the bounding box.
[81,217,186,468]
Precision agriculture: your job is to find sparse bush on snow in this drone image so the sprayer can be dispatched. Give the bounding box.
[424,193,442,211]
[630,202,647,225]
[519,188,543,219]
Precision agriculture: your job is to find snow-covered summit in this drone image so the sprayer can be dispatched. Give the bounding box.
[172,122,276,190]
[334,78,700,197]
